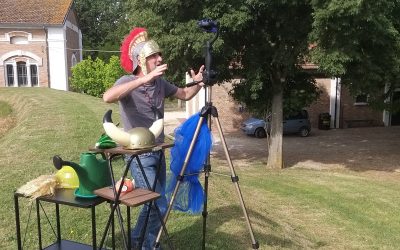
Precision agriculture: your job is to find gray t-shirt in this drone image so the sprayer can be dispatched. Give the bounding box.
[115,75,178,143]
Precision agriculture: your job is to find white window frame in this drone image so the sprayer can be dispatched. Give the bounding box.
[4,59,39,87]
[5,63,15,87]
[30,64,39,86]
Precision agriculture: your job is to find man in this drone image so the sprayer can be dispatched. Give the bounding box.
[103,27,204,249]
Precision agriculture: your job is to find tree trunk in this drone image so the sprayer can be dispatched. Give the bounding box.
[267,73,284,169]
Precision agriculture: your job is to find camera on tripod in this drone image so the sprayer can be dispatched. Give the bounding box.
[202,69,217,86]
[185,19,219,87]
[156,18,259,249]
[198,19,219,86]
[197,19,218,33]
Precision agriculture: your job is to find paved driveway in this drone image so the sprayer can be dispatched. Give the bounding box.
[165,111,400,173]
[212,126,400,173]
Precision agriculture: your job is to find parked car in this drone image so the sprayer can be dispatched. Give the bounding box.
[240,110,311,138]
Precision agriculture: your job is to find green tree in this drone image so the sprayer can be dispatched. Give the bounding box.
[117,0,400,168]
[70,56,125,97]
[74,0,127,60]
[124,0,316,168]
[310,0,400,112]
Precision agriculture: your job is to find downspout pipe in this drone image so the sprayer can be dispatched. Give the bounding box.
[44,26,51,88]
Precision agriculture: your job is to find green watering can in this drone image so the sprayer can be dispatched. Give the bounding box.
[53,152,112,198]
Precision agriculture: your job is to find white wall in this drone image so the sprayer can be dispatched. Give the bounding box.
[47,27,68,91]
[330,78,341,128]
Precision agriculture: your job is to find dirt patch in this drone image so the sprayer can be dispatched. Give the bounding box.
[0,116,15,137]
[211,126,400,174]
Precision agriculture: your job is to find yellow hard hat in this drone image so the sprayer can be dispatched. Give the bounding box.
[55,166,79,189]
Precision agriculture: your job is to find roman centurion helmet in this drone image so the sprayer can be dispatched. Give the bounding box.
[120,27,161,75]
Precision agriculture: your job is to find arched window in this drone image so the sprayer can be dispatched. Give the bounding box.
[4,56,40,87]
[71,54,78,67]
[6,31,31,45]
[10,36,28,45]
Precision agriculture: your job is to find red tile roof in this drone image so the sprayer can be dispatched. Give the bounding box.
[0,0,73,26]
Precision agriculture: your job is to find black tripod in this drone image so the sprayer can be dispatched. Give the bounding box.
[155,85,259,249]
[154,19,259,249]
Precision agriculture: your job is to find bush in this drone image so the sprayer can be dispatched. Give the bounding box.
[70,56,125,97]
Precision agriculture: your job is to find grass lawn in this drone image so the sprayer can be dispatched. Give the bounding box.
[1,88,400,249]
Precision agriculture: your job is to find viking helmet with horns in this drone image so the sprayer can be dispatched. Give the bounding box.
[103,110,164,149]
[120,27,161,75]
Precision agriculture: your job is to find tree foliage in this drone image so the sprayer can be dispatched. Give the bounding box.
[74,0,127,60]
[74,0,400,168]
[70,56,125,97]
[122,0,319,168]
[310,0,400,112]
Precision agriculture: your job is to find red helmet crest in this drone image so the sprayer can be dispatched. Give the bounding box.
[120,27,148,73]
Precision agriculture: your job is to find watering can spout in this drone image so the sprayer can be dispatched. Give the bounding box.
[53,155,82,172]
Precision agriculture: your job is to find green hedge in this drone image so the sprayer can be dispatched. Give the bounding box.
[70,55,125,97]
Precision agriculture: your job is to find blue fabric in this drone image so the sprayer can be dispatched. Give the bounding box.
[128,152,166,250]
[166,113,212,214]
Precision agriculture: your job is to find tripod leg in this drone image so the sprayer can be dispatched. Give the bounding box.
[202,160,210,250]
[154,116,206,248]
[212,116,259,249]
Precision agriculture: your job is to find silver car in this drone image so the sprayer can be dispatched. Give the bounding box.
[240,110,311,138]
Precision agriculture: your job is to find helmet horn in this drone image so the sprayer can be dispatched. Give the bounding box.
[102,110,131,146]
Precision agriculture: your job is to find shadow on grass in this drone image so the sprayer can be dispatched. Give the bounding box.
[165,205,299,250]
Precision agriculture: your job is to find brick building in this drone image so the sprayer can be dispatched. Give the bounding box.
[0,0,81,91]
[186,81,251,133]
[187,76,400,132]
[307,77,389,128]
